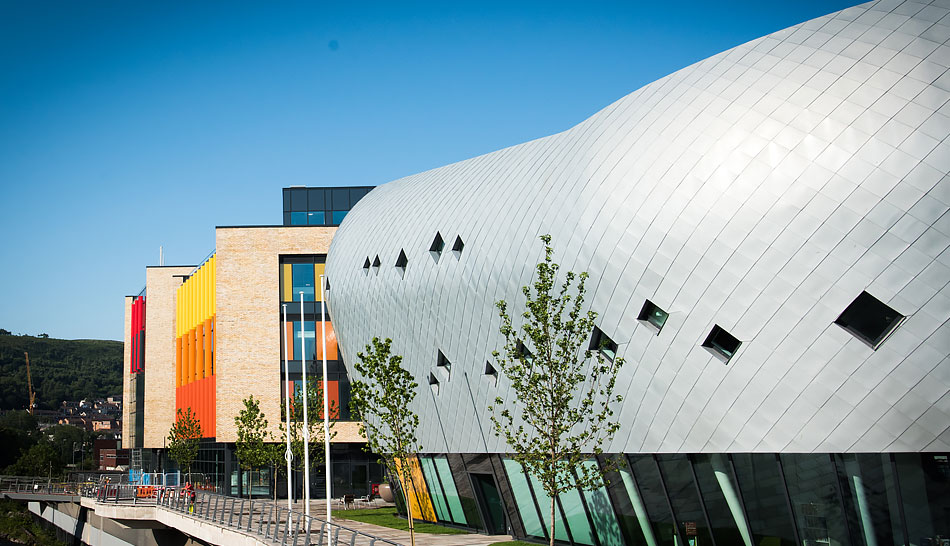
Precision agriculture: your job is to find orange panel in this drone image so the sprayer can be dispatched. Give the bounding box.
[285,321,295,360]
[316,321,338,361]
[319,380,340,419]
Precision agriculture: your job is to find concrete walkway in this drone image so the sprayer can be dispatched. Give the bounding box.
[293,499,514,546]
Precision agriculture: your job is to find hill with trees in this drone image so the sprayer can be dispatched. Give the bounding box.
[0,333,122,411]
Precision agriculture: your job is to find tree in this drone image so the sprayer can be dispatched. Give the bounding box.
[235,395,270,499]
[489,234,624,546]
[6,441,62,478]
[275,379,337,501]
[167,407,202,477]
[350,338,423,546]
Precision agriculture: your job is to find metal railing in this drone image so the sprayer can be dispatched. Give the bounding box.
[0,476,81,496]
[158,488,403,546]
[2,474,404,546]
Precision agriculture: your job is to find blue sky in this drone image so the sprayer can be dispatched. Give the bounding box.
[0,1,858,341]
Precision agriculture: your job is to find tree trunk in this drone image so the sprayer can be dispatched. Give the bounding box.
[549,496,556,546]
[405,478,416,546]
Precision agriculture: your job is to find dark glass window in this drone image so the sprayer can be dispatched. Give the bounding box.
[453,235,464,257]
[292,263,315,301]
[430,232,445,261]
[732,454,797,546]
[332,210,348,224]
[428,372,440,393]
[702,325,740,362]
[835,291,904,349]
[395,249,408,279]
[590,326,618,361]
[290,212,307,225]
[307,211,325,225]
[372,255,380,275]
[293,320,317,362]
[437,350,451,373]
[307,188,325,210]
[290,188,307,211]
[656,455,714,546]
[834,453,905,545]
[895,453,950,542]
[362,257,370,274]
[627,455,679,546]
[691,454,749,546]
[638,300,669,333]
[780,454,852,546]
[484,361,497,378]
[517,341,534,364]
[330,188,347,209]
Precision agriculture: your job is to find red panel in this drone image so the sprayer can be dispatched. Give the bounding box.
[319,380,340,419]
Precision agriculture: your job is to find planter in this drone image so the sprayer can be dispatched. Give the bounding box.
[378,483,394,502]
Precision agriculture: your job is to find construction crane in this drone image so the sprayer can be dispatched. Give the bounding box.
[24,352,35,415]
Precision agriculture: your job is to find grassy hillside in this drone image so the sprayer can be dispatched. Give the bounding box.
[0,335,122,411]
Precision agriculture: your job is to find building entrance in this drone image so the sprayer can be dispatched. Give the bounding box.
[470,472,507,535]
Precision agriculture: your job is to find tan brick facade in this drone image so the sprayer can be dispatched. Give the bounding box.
[143,266,194,449]
[215,226,343,443]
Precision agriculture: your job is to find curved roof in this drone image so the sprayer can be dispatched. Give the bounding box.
[327,0,950,454]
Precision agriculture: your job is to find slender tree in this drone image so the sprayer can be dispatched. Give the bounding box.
[350,337,422,546]
[490,234,624,546]
[167,407,202,478]
[277,380,337,495]
[234,395,270,499]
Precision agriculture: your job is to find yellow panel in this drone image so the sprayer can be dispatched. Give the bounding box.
[282,263,292,302]
[395,456,437,523]
[211,255,216,316]
[314,263,326,301]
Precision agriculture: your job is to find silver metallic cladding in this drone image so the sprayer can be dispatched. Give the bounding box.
[327,0,950,455]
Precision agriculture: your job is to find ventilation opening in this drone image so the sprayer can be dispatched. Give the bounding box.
[428,372,440,394]
[362,257,371,275]
[835,291,904,349]
[638,300,669,334]
[372,255,381,275]
[429,232,445,262]
[589,326,618,361]
[436,350,451,380]
[452,236,465,258]
[702,325,741,363]
[395,249,408,279]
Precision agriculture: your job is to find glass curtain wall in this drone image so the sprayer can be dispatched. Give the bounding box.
[491,453,949,546]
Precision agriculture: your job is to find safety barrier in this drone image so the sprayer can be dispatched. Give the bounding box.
[159,487,403,546]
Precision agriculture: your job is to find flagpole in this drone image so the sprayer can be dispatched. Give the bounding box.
[300,291,310,518]
[281,304,293,513]
[320,274,331,526]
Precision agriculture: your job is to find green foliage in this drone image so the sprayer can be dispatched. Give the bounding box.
[0,335,122,411]
[490,234,624,546]
[0,498,65,546]
[167,407,202,476]
[335,508,469,535]
[6,441,63,478]
[350,338,423,546]
[0,410,38,432]
[234,396,270,498]
[277,379,337,474]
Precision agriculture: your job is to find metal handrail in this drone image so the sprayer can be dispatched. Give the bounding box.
[157,487,404,546]
[2,475,404,546]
